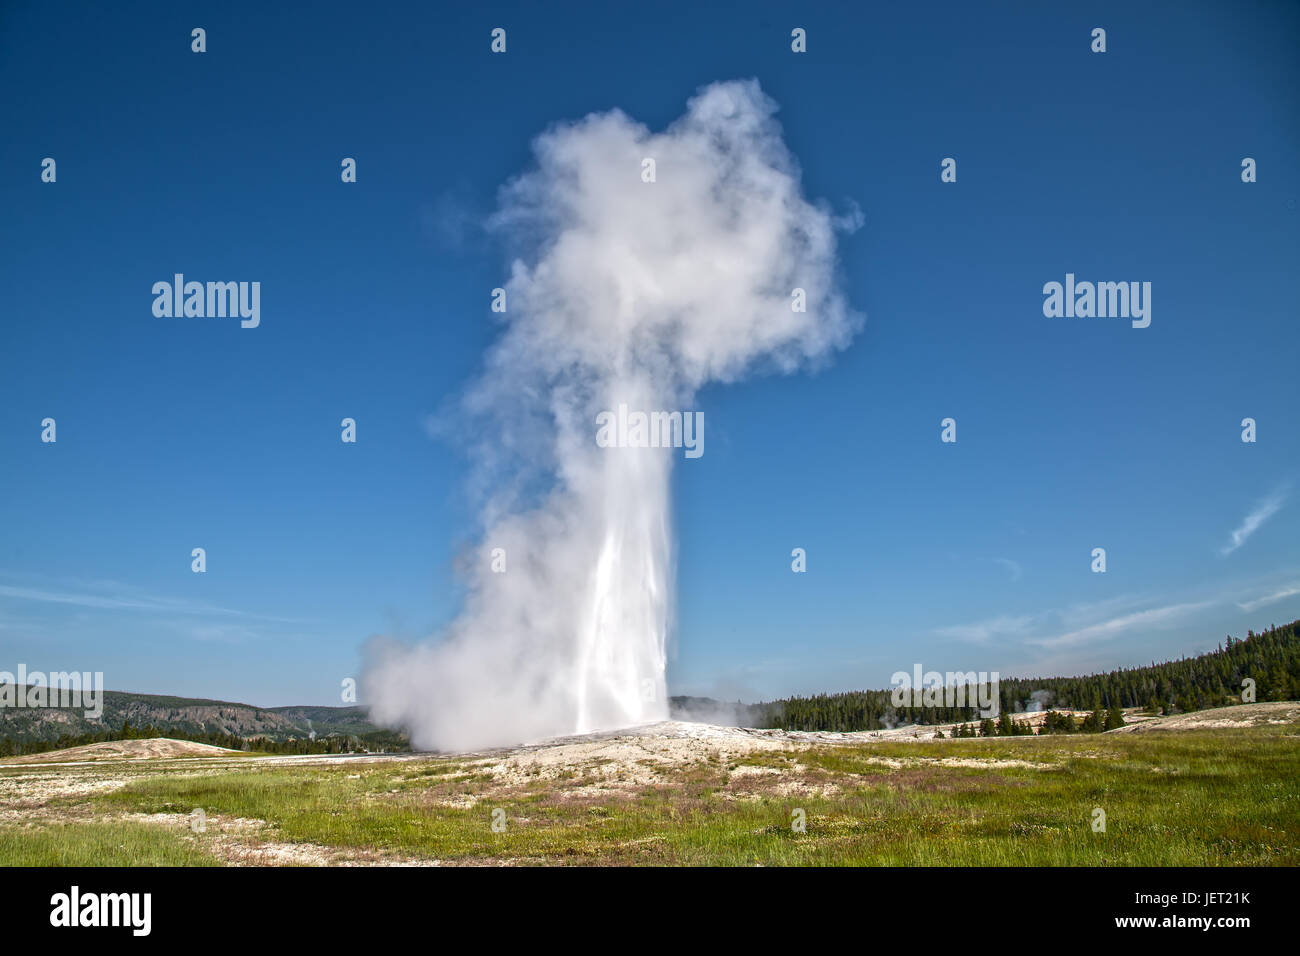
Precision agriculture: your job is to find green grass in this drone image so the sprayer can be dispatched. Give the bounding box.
[6,721,1299,866]
[0,820,223,866]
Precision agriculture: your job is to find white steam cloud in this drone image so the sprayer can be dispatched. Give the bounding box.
[364,80,861,751]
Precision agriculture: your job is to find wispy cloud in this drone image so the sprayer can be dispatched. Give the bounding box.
[0,578,303,624]
[185,623,260,644]
[935,614,1035,643]
[1221,487,1288,555]
[935,569,1297,670]
[1030,600,1214,649]
[1236,582,1300,613]
[1056,594,1151,630]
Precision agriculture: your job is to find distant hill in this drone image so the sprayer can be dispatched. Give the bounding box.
[0,688,387,747]
[1,690,740,749]
[5,620,1296,745]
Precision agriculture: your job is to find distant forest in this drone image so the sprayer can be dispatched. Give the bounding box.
[3,621,1296,753]
[753,620,1300,732]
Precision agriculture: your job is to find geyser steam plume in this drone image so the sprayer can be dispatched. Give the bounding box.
[364,80,861,751]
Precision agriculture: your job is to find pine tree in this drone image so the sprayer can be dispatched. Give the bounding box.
[1104,704,1125,731]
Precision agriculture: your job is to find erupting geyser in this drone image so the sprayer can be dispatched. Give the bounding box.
[363,79,861,751]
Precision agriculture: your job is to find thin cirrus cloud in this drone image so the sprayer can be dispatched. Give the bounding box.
[1029,600,1215,650]
[1236,583,1300,613]
[934,614,1036,643]
[1055,594,1151,631]
[935,571,1298,658]
[934,600,1205,649]
[184,623,262,644]
[0,581,303,624]
[933,596,1155,646]
[1221,487,1288,556]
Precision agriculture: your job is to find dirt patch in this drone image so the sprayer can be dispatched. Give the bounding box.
[467,723,796,791]
[123,811,438,867]
[0,768,134,808]
[718,761,842,801]
[1109,702,1300,733]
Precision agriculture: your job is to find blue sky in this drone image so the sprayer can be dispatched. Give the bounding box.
[1,0,1297,707]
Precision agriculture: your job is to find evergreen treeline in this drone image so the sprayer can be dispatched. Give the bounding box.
[941,703,1126,737]
[0,719,406,757]
[755,620,1300,732]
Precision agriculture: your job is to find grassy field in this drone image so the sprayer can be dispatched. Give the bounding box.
[2,711,1297,866]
